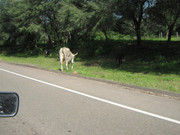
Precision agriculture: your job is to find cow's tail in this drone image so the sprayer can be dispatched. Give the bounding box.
[74,52,78,56]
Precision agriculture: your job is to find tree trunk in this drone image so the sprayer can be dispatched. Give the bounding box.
[167,25,174,44]
[177,32,179,40]
[167,9,180,44]
[48,35,52,45]
[102,30,108,41]
[167,28,172,43]
[135,23,141,46]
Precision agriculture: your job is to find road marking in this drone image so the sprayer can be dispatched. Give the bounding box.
[1,68,180,125]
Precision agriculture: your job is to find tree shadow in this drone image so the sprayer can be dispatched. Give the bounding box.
[1,48,40,58]
[80,40,180,75]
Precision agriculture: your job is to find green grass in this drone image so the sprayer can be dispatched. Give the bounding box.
[0,53,180,93]
[142,36,180,41]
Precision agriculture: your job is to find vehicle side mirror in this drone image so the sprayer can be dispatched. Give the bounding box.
[0,92,19,117]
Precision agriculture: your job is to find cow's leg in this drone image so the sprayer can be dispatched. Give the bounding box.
[61,62,63,71]
[71,59,74,69]
[71,63,74,69]
[66,60,69,70]
[60,57,63,71]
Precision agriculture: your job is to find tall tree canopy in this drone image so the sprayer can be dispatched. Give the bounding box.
[114,0,155,45]
[0,0,179,51]
[148,0,180,43]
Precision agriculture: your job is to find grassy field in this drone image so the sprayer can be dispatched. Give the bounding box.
[0,52,180,93]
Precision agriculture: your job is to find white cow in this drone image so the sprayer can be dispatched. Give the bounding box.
[59,47,78,71]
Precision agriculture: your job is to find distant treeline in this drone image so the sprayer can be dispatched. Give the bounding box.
[0,0,180,54]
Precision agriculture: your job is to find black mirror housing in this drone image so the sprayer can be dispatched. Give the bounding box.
[0,92,19,117]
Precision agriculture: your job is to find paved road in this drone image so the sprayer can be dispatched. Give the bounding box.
[0,61,180,135]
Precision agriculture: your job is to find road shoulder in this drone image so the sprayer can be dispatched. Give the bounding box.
[1,60,180,100]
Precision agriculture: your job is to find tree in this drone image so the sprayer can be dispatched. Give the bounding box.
[149,0,180,43]
[115,0,155,45]
[87,0,116,41]
[0,0,43,50]
[56,0,115,44]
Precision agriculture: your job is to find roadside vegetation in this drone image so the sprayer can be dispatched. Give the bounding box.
[1,38,180,93]
[0,0,180,93]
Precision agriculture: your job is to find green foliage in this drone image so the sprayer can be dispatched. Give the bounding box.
[148,0,180,42]
[114,0,156,45]
[0,0,180,93]
[0,0,180,54]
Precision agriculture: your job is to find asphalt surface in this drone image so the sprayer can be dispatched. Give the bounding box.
[0,61,180,135]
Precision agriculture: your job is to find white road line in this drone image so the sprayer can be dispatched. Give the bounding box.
[1,68,180,125]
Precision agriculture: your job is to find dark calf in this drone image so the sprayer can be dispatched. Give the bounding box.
[44,50,50,57]
[116,53,125,65]
[113,46,125,65]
